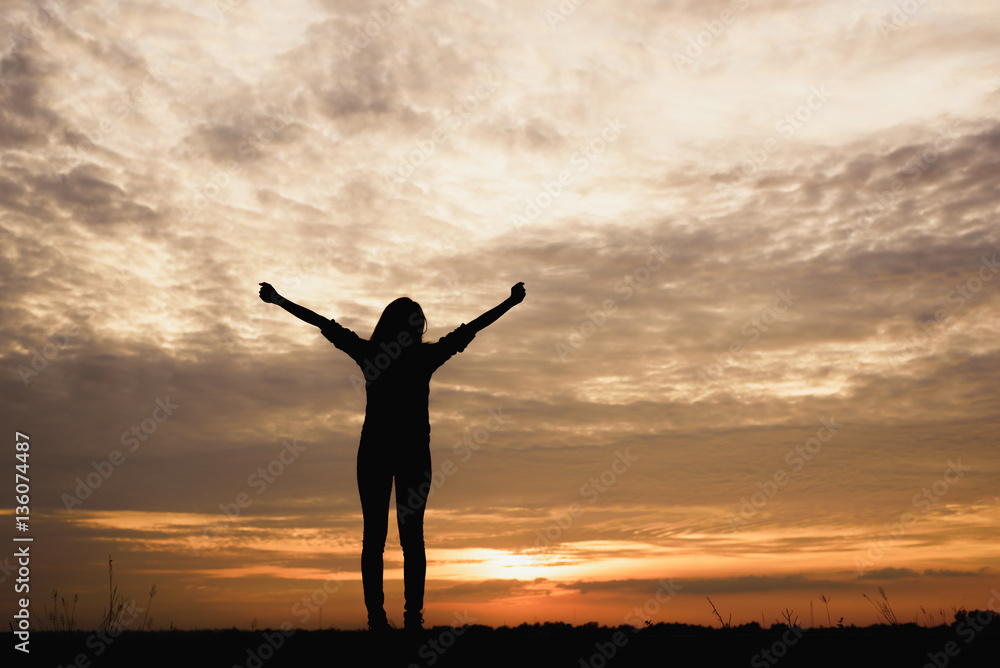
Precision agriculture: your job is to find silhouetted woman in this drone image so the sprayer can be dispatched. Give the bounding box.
[258,281,525,632]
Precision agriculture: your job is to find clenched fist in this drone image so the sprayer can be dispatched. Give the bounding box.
[509,282,526,304]
[259,282,282,304]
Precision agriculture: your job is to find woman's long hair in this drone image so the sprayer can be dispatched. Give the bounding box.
[371,297,426,346]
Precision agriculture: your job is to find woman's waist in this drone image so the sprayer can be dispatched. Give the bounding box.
[360,414,431,436]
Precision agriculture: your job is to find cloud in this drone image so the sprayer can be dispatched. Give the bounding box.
[857,567,919,581]
[923,567,991,578]
[434,578,551,601]
[559,573,853,595]
[1,0,998,630]
[0,47,61,149]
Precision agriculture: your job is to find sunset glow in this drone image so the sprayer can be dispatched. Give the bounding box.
[2,0,999,634]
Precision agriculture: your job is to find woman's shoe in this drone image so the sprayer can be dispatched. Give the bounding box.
[368,613,393,633]
[403,611,424,633]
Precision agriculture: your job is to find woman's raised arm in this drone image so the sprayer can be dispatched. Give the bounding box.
[466,282,525,334]
[259,282,330,329]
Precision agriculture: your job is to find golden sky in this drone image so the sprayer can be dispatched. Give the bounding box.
[2,0,999,631]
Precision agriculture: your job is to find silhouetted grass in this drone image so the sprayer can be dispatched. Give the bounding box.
[862,586,898,625]
[21,560,997,667]
[8,615,998,668]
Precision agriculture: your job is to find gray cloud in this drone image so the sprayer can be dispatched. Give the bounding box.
[2,0,998,631]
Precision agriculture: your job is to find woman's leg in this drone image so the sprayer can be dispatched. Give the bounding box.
[357,444,393,627]
[395,446,432,627]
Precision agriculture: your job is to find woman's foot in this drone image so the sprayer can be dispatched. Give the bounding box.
[403,611,424,633]
[368,612,393,633]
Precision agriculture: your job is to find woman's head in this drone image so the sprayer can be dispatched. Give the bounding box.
[372,297,426,345]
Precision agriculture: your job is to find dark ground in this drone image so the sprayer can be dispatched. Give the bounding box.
[7,614,998,667]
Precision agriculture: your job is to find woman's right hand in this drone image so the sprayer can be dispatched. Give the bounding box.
[509,281,526,304]
[259,282,281,304]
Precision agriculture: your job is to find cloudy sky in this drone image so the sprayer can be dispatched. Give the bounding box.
[2,0,999,632]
